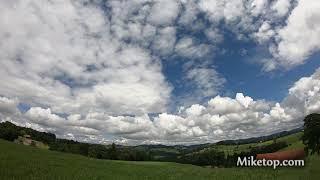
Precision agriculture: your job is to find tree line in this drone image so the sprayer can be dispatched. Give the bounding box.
[0,121,151,161]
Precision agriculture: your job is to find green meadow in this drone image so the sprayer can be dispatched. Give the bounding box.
[206,132,305,155]
[0,132,319,180]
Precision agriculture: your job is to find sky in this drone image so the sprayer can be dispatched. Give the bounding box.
[0,0,320,145]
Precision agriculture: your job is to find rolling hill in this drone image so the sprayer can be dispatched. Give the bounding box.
[1,132,319,180]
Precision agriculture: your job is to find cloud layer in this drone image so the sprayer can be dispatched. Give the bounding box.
[1,68,320,144]
[0,0,320,144]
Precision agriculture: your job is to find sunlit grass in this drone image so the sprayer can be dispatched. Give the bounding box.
[0,137,319,180]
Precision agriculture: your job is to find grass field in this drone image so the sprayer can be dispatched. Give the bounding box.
[204,132,304,155]
[0,134,319,180]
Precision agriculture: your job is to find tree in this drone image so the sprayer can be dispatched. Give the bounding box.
[302,113,320,155]
[0,122,20,141]
[88,144,108,159]
[109,143,118,160]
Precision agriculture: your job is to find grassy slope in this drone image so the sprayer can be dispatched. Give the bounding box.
[0,134,319,180]
[203,132,304,155]
[277,132,305,151]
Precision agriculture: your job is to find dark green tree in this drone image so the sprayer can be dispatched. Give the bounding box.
[109,143,118,160]
[0,121,20,141]
[302,113,320,155]
[88,144,108,159]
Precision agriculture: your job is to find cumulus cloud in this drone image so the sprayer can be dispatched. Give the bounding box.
[271,0,292,17]
[178,0,199,26]
[0,0,171,116]
[276,0,320,64]
[148,0,181,26]
[263,0,320,71]
[2,68,320,144]
[102,0,319,72]
[283,68,320,115]
[250,0,269,16]
[253,22,275,44]
[189,0,319,71]
[186,104,206,117]
[236,93,254,108]
[198,0,246,23]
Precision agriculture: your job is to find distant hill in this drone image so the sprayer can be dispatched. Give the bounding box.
[215,127,303,145]
[0,121,304,166]
[1,137,319,180]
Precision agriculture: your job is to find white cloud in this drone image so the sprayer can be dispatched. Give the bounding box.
[236,93,254,108]
[250,0,269,16]
[0,97,18,115]
[25,107,66,128]
[148,0,181,26]
[151,27,176,56]
[1,68,320,144]
[204,28,224,43]
[98,0,318,73]
[271,0,292,17]
[269,103,292,121]
[185,104,206,116]
[264,0,320,70]
[178,0,199,26]
[254,22,275,44]
[208,96,244,115]
[0,0,171,116]
[186,67,226,97]
[198,0,246,23]
[213,129,224,135]
[154,113,188,136]
[283,68,320,115]
[186,0,320,72]
[277,0,320,63]
[175,37,212,59]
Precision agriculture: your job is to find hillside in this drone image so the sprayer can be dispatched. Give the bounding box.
[1,137,320,180]
[190,132,304,156]
[0,121,306,165]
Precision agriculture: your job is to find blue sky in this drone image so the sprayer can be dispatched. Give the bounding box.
[1,0,320,145]
[163,25,320,106]
[214,45,320,102]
